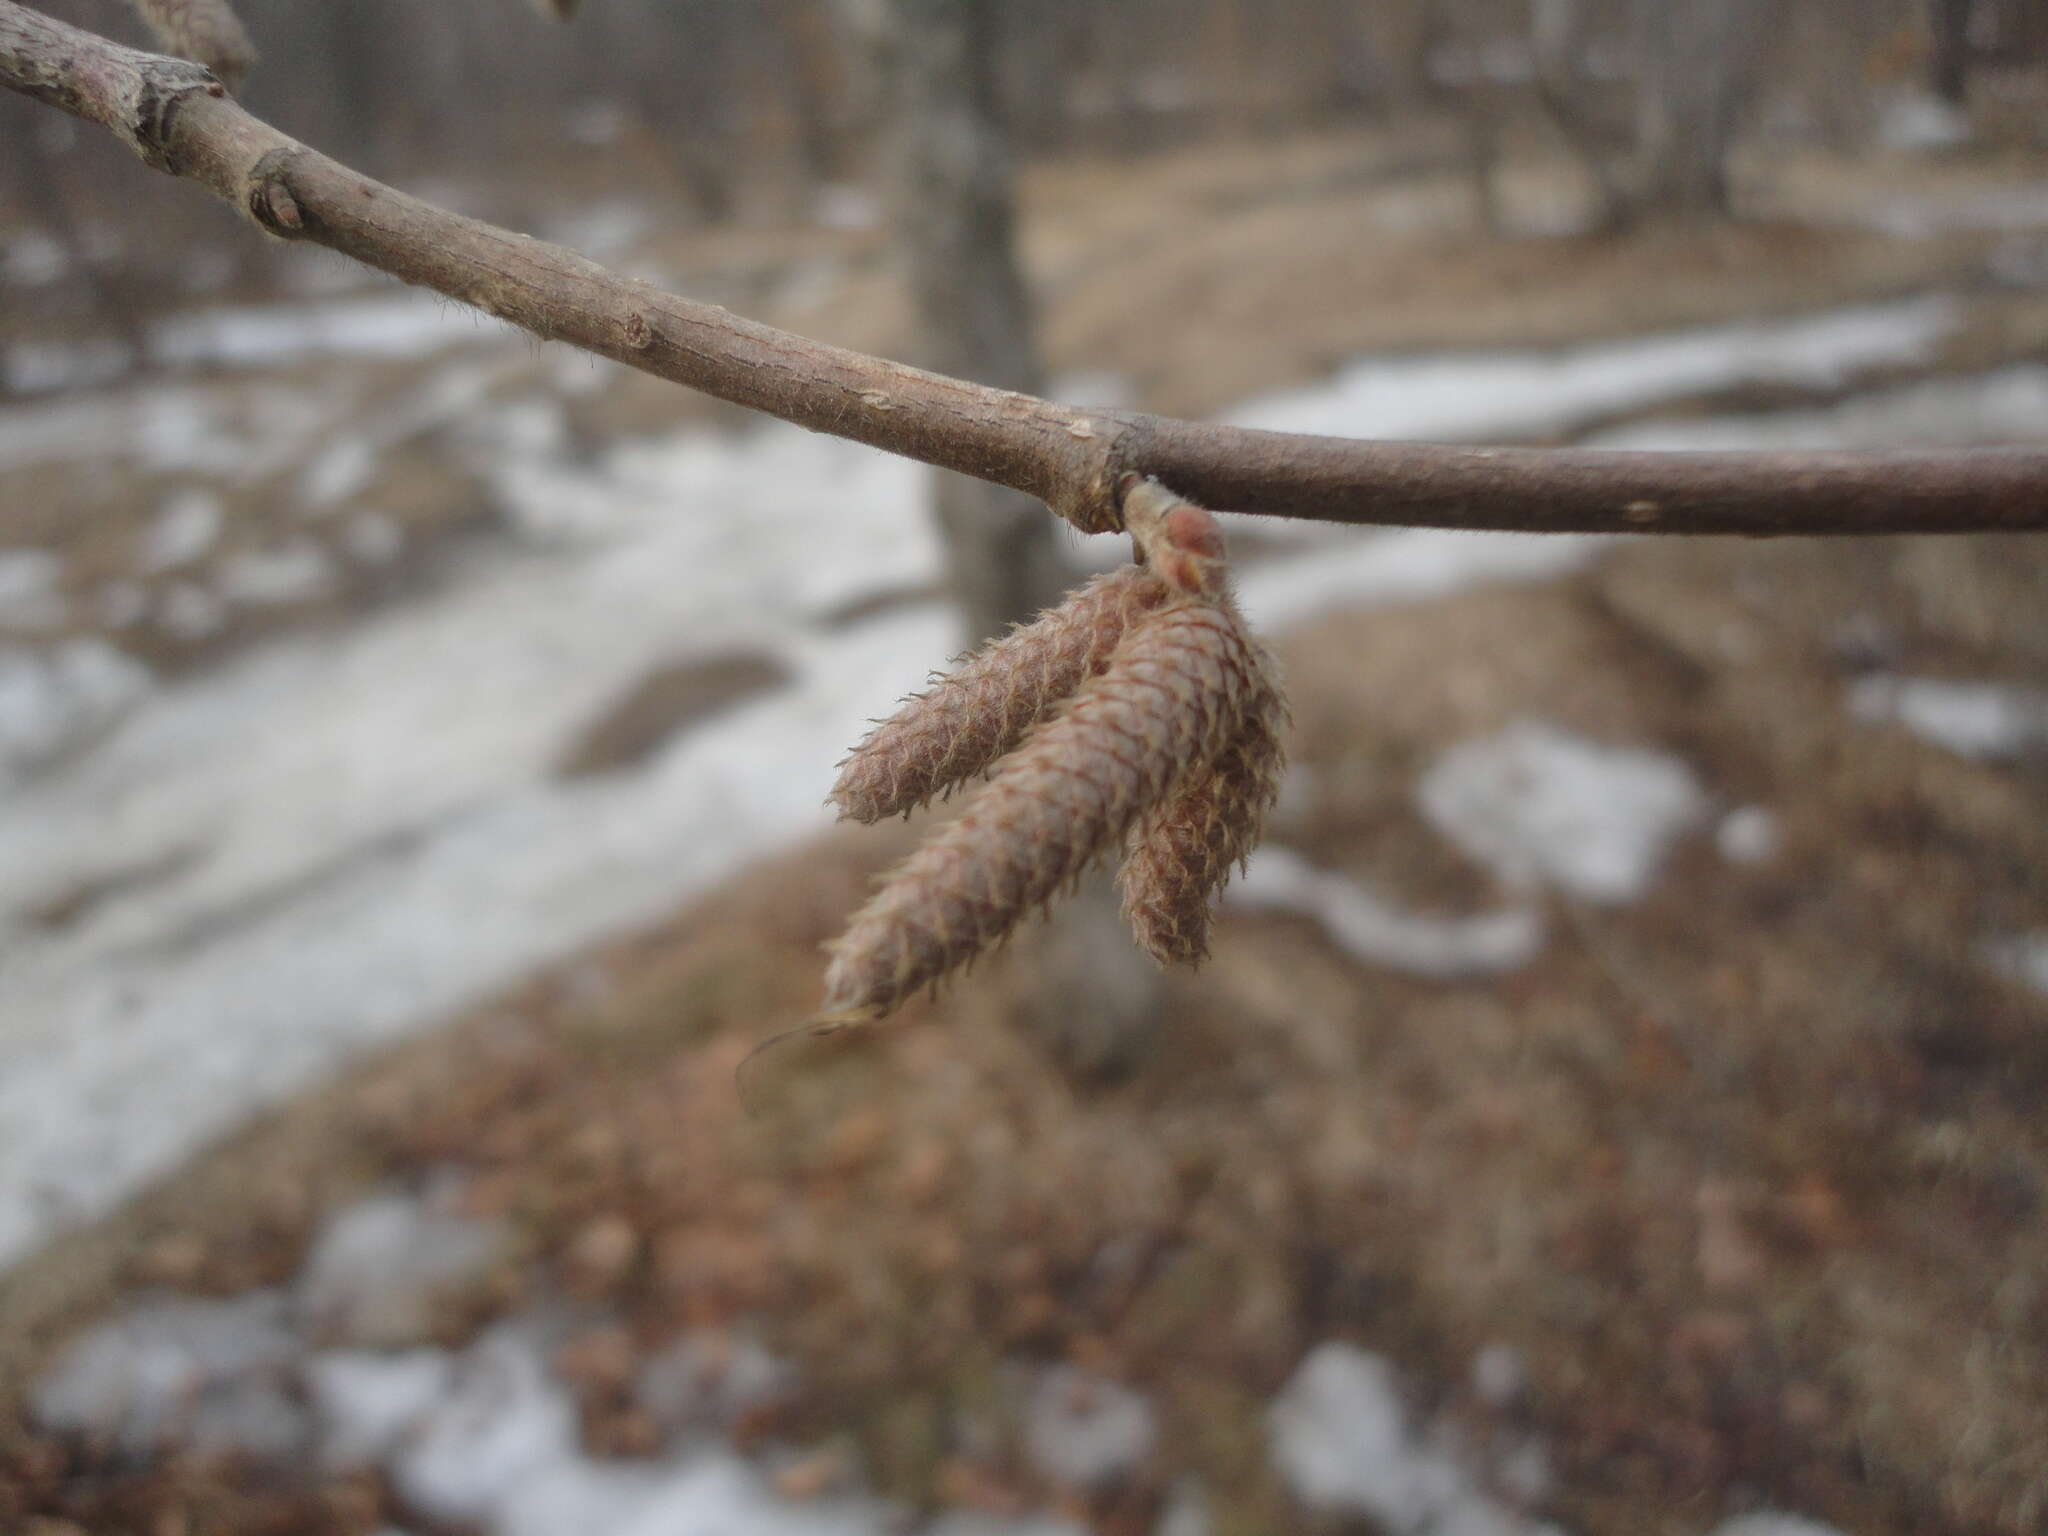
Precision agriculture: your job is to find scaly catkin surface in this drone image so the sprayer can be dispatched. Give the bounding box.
[830,564,1173,823]
[822,601,1262,1018]
[1120,670,1287,966]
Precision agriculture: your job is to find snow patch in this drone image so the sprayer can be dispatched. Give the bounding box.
[1589,364,2048,452]
[637,1331,801,1445]
[31,1290,299,1456]
[1227,297,1956,444]
[156,580,226,638]
[0,381,335,480]
[218,539,337,606]
[1229,845,1544,977]
[0,548,67,630]
[301,435,382,510]
[1022,1365,1157,1493]
[1418,720,1706,903]
[155,292,505,370]
[0,639,152,784]
[1268,1343,1560,1535]
[1236,530,1603,631]
[3,230,71,287]
[1878,93,1972,153]
[145,490,225,571]
[1848,675,2048,760]
[297,1183,512,1347]
[306,1348,456,1469]
[1715,806,1782,866]
[543,201,652,259]
[1982,933,2048,1000]
[393,1322,580,1526]
[344,511,406,566]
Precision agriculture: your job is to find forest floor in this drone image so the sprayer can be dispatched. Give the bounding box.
[2,120,2046,1536]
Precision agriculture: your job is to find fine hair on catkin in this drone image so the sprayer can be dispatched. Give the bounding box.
[1119,672,1287,965]
[830,564,1174,824]
[821,599,1265,1020]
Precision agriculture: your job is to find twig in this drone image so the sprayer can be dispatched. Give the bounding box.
[2,1,2045,537]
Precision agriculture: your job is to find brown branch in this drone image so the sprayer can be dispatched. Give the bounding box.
[3,0,2045,538]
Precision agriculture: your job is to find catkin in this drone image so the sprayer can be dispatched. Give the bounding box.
[830,564,1173,824]
[1119,672,1287,965]
[821,600,1264,1019]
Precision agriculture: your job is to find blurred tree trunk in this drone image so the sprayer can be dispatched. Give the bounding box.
[1632,0,1767,218]
[1529,0,1629,229]
[860,0,1071,645]
[1929,0,1976,105]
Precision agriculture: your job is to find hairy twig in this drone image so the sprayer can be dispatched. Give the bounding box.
[2,0,2044,536]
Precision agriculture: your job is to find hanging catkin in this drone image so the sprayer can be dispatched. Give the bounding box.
[1119,671,1287,965]
[830,564,1173,824]
[820,599,1264,1020]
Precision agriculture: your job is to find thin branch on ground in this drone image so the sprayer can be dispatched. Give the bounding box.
[2,1,2045,538]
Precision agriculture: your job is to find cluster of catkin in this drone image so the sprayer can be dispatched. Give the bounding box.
[819,479,1286,1025]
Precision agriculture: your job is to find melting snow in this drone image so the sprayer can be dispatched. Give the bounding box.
[3,230,72,287]
[1022,1365,1158,1493]
[9,291,2029,1276]
[0,639,153,786]
[144,489,226,571]
[0,381,338,481]
[31,1290,300,1457]
[1226,297,1956,444]
[218,539,338,606]
[1588,364,2048,452]
[1848,675,2048,760]
[1982,933,2048,1000]
[387,1321,898,1536]
[0,548,67,630]
[344,511,406,565]
[1268,1342,1562,1535]
[1715,807,1783,866]
[154,292,508,370]
[637,1331,801,1445]
[156,579,227,638]
[1417,720,1707,903]
[297,1183,513,1348]
[306,1348,457,1470]
[1229,845,1544,977]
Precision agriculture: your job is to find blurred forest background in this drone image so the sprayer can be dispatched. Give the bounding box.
[2,3,2047,1535]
